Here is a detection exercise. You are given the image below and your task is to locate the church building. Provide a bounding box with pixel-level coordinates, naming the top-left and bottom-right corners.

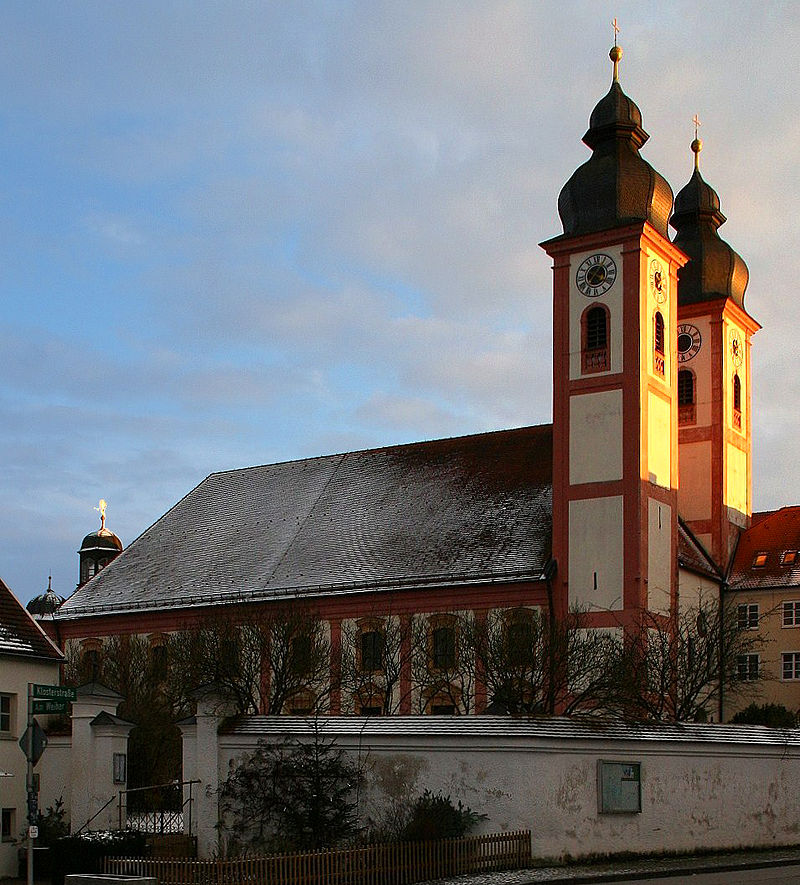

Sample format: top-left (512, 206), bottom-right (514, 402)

top-left (46, 41), bottom-right (798, 720)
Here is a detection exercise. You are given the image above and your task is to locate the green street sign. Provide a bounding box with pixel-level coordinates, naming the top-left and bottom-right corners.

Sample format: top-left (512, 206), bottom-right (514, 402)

top-left (32, 700), bottom-right (69, 715)
top-left (32, 684), bottom-right (77, 701)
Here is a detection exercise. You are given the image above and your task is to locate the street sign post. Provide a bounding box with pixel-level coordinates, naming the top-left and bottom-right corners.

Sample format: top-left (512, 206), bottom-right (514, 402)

top-left (22, 685), bottom-right (75, 885)
top-left (32, 700), bottom-right (70, 715)
top-left (31, 685), bottom-right (77, 701)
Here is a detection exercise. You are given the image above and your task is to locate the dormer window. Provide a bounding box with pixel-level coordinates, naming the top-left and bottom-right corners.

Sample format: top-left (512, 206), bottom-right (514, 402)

top-left (752, 552), bottom-right (768, 569)
top-left (782, 551), bottom-right (798, 566)
top-left (654, 311), bottom-right (665, 376)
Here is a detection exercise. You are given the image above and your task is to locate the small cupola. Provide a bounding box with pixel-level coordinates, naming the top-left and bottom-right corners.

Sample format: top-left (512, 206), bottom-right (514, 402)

top-left (26, 575), bottom-right (66, 619)
top-left (557, 41), bottom-right (673, 239)
top-left (670, 132), bottom-right (749, 309)
top-left (78, 499), bottom-right (123, 588)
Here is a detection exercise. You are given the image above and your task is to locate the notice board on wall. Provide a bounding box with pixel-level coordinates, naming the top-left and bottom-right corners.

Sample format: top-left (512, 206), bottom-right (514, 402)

top-left (597, 760), bottom-right (641, 813)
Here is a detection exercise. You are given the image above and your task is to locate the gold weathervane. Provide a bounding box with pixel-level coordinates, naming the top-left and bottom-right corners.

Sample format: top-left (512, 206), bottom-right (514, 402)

top-left (692, 114), bottom-right (703, 171)
top-left (95, 498), bottom-right (107, 530)
top-left (610, 18), bottom-right (622, 82)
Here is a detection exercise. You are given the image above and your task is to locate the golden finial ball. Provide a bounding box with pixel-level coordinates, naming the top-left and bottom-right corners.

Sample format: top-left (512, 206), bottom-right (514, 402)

top-left (609, 45), bottom-right (623, 64)
top-left (691, 137), bottom-right (703, 154)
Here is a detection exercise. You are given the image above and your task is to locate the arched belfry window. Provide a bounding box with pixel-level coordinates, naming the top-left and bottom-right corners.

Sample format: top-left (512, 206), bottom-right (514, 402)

top-left (653, 311), bottom-right (665, 376)
top-left (581, 304), bottom-right (610, 374)
top-left (678, 369), bottom-right (695, 425)
top-left (733, 373), bottom-right (742, 430)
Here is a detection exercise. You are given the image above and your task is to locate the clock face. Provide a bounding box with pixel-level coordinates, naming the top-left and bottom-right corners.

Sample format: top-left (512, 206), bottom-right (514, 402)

top-left (677, 324), bottom-right (702, 363)
top-left (730, 331), bottom-right (744, 368)
top-left (576, 253), bottom-right (617, 297)
top-left (649, 258), bottom-right (667, 304)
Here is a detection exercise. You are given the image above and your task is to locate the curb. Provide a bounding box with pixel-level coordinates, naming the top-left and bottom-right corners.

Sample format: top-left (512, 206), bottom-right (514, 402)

top-left (517, 852), bottom-right (800, 882)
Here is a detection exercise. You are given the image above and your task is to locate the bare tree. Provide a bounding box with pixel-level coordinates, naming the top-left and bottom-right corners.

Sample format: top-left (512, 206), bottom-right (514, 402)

top-left (169, 606), bottom-right (332, 715)
top-left (410, 612), bottom-right (477, 714)
top-left (603, 599), bottom-right (769, 722)
top-left (339, 612), bottom-right (414, 715)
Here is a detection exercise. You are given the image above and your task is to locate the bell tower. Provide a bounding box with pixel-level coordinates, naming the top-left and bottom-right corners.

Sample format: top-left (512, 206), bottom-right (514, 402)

top-left (671, 130), bottom-right (759, 568)
top-left (541, 36), bottom-right (687, 636)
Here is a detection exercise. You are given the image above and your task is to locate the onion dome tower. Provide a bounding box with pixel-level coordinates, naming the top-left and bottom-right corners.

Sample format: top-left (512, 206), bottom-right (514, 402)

top-left (557, 43), bottom-right (674, 238)
top-left (78, 499), bottom-right (123, 588)
top-left (671, 135), bottom-right (749, 308)
top-left (26, 575), bottom-right (66, 619)
top-left (541, 27), bottom-right (686, 637)
top-left (670, 129), bottom-right (760, 567)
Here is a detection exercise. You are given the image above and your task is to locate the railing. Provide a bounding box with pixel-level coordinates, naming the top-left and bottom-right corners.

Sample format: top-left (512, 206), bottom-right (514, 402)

top-left (105, 829), bottom-right (532, 885)
top-left (582, 347), bottom-right (608, 374)
top-left (118, 780), bottom-right (200, 836)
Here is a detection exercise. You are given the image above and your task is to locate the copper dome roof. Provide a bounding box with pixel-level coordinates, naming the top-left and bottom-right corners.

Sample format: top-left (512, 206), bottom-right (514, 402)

top-left (670, 166), bottom-right (749, 310)
top-left (557, 68), bottom-right (673, 239)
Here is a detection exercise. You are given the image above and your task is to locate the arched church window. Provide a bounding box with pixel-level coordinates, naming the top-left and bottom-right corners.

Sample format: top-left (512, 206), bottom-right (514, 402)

top-left (654, 312), bottom-right (665, 376)
top-left (733, 373), bottom-right (742, 430)
top-left (581, 304), bottom-right (610, 374)
top-left (678, 369), bottom-right (695, 425)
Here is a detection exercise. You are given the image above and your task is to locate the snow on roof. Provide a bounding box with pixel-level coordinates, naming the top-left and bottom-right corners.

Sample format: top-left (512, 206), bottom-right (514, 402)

top-left (57, 425), bottom-right (554, 620)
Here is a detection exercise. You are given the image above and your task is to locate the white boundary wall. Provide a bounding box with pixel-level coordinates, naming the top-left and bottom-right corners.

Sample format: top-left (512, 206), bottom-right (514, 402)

top-left (182, 707), bottom-right (800, 861)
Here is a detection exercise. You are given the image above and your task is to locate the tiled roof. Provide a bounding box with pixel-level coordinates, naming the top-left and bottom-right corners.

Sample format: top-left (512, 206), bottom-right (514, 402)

top-left (677, 519), bottom-right (721, 580)
top-left (0, 577), bottom-right (64, 660)
top-left (56, 426), bottom-right (554, 620)
top-left (728, 506), bottom-right (800, 591)
top-left (220, 714), bottom-right (800, 748)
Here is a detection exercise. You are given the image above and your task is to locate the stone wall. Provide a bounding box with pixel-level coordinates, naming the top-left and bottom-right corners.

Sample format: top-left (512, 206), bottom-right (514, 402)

top-left (182, 707), bottom-right (800, 861)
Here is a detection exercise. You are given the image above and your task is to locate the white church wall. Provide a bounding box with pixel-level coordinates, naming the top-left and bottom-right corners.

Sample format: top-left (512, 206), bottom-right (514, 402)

top-left (647, 499), bottom-right (672, 614)
top-left (678, 441), bottom-right (712, 521)
top-left (568, 496), bottom-right (624, 611)
top-left (191, 717), bottom-right (800, 862)
top-left (646, 391), bottom-right (672, 488)
top-left (569, 390), bottom-right (623, 485)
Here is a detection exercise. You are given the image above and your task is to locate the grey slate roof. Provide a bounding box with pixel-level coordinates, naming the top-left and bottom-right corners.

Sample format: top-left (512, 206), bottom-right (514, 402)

top-left (0, 577), bottom-right (64, 660)
top-left (56, 426), bottom-right (553, 620)
top-left (221, 714), bottom-right (800, 748)
top-left (677, 519), bottom-right (721, 580)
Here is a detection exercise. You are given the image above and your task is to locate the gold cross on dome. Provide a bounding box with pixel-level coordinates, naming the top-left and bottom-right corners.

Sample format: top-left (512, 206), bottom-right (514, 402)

top-left (95, 498), bottom-right (107, 529)
top-left (612, 17), bottom-right (620, 46)
top-left (693, 114), bottom-right (702, 138)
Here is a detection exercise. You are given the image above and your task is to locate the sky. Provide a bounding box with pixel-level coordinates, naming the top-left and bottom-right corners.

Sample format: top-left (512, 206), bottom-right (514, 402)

top-left (2, 2), bottom-right (799, 607)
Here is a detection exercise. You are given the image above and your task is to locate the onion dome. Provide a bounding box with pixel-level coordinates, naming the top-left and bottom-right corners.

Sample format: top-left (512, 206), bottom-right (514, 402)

top-left (670, 137), bottom-right (749, 309)
top-left (26, 575), bottom-right (66, 619)
top-left (79, 526), bottom-right (123, 555)
top-left (558, 44), bottom-right (673, 238)
top-left (78, 500), bottom-right (123, 587)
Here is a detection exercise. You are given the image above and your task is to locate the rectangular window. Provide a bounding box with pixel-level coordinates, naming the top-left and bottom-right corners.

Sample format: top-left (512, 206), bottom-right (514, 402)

top-left (782, 551), bottom-right (798, 566)
top-left (737, 603), bottom-right (759, 631)
top-left (783, 601), bottom-right (800, 628)
top-left (113, 753), bottom-right (127, 785)
top-left (360, 631), bottom-right (384, 673)
top-left (782, 653), bottom-right (800, 681)
top-left (1, 808), bottom-right (14, 842)
top-left (0, 695), bottom-right (12, 735)
top-left (752, 552), bottom-right (768, 568)
top-left (737, 654), bottom-right (760, 681)
top-left (432, 626), bottom-right (456, 670)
